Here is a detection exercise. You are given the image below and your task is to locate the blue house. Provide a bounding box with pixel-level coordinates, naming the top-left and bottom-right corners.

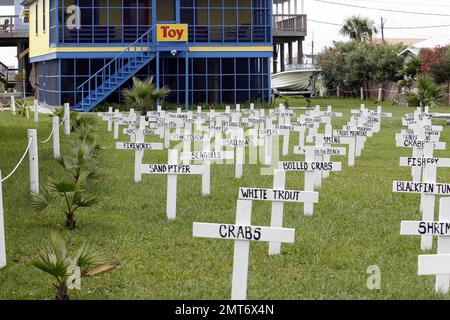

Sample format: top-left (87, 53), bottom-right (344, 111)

top-left (22, 0), bottom-right (306, 111)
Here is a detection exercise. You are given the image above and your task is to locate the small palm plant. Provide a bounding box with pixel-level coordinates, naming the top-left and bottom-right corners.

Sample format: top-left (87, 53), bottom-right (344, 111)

top-left (30, 140), bottom-right (103, 229)
top-left (71, 112), bottom-right (98, 133)
top-left (31, 177), bottom-right (100, 229)
top-left (30, 233), bottom-right (119, 300)
top-left (122, 76), bottom-right (170, 114)
top-left (74, 122), bottom-right (103, 159)
top-left (15, 100), bottom-right (29, 118)
top-left (406, 74), bottom-right (444, 110)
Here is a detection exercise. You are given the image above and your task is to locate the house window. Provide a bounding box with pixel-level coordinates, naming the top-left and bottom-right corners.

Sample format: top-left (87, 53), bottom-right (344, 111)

top-left (43, 0), bottom-right (46, 32)
top-left (35, 3), bottom-right (38, 34)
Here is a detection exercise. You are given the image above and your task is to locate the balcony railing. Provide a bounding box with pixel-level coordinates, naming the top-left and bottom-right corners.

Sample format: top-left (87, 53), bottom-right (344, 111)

top-left (285, 64), bottom-right (321, 72)
top-left (273, 14), bottom-right (307, 35)
top-left (0, 15), bottom-right (29, 36)
top-left (0, 61), bottom-right (18, 88)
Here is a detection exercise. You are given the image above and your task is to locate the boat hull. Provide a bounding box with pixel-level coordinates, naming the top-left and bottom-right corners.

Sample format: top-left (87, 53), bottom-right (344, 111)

top-left (271, 69), bottom-right (319, 91)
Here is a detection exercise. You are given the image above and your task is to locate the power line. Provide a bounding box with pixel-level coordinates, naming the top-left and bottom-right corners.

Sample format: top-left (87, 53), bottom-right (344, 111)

top-left (315, 0), bottom-right (450, 17)
top-left (351, 0), bottom-right (450, 8)
top-left (308, 18), bottom-right (450, 30)
top-left (385, 24), bottom-right (450, 30)
top-left (308, 19), bottom-right (341, 26)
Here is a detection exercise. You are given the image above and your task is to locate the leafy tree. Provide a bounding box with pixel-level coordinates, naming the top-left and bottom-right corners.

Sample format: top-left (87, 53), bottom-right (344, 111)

top-left (420, 46), bottom-right (450, 84)
top-left (30, 233), bottom-right (119, 300)
top-left (340, 16), bottom-right (378, 42)
top-left (122, 76), bottom-right (170, 114)
top-left (318, 41), bottom-right (405, 91)
top-left (405, 74), bottom-right (444, 109)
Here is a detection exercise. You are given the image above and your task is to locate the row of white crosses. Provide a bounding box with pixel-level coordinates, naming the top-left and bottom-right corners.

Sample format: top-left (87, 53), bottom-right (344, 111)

top-left (283, 104), bottom-right (390, 216)
top-left (98, 102), bottom-right (393, 299)
top-left (192, 104), bottom-right (386, 299)
top-left (393, 107), bottom-right (450, 294)
top-left (193, 165), bottom-right (316, 300)
top-left (192, 105), bottom-right (344, 298)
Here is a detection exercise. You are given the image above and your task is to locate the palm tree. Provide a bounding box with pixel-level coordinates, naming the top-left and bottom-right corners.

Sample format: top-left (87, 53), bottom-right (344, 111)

top-left (30, 140), bottom-right (103, 229)
top-left (30, 177), bottom-right (101, 229)
top-left (406, 74), bottom-right (444, 110)
top-left (122, 76), bottom-right (170, 114)
top-left (30, 233), bottom-right (119, 300)
top-left (340, 16), bottom-right (378, 42)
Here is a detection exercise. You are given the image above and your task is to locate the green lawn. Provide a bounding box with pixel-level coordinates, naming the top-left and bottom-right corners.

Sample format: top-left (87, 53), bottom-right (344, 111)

top-left (1, 98), bottom-right (450, 299)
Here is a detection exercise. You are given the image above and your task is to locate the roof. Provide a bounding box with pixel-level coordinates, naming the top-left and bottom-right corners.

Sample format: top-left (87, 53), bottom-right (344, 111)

top-left (414, 37), bottom-right (450, 49)
top-left (398, 47), bottom-right (420, 57)
top-left (373, 38), bottom-right (426, 46)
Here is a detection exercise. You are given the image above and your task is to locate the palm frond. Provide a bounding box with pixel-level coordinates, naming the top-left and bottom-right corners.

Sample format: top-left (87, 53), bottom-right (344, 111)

top-left (73, 243), bottom-right (118, 277)
top-left (30, 233), bottom-right (71, 279)
top-left (29, 187), bottom-right (52, 212)
top-left (77, 195), bottom-right (101, 208)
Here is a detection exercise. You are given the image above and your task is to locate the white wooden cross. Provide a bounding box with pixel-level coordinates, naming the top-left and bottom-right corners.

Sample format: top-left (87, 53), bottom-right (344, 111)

top-left (396, 135), bottom-right (446, 183)
top-left (393, 150), bottom-right (450, 251)
top-left (223, 129), bottom-right (263, 179)
top-left (306, 105), bottom-right (343, 119)
top-left (142, 149), bottom-right (206, 220)
top-left (279, 155), bottom-right (342, 215)
top-left (98, 107), bottom-right (115, 132)
top-left (248, 127), bottom-right (280, 166)
top-left (158, 119), bottom-right (185, 149)
top-left (193, 199), bottom-right (295, 300)
top-left (294, 144), bottom-right (346, 185)
top-left (401, 197), bottom-right (450, 294)
top-left (115, 136), bottom-right (164, 183)
top-left (180, 133), bottom-right (233, 196)
top-left (292, 121), bottom-right (319, 149)
top-left (238, 169), bottom-right (318, 255)
top-left (171, 131), bottom-right (204, 165)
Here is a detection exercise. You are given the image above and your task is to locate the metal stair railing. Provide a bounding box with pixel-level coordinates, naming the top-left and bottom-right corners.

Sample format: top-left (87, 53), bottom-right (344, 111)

top-left (76, 25), bottom-right (156, 110)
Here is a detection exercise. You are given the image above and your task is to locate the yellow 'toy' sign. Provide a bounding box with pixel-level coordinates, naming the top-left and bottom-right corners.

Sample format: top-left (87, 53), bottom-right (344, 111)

top-left (157, 24), bottom-right (188, 42)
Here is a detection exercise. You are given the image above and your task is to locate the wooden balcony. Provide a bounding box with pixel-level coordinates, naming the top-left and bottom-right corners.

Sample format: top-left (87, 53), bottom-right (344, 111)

top-left (273, 14), bottom-right (307, 39)
top-left (0, 15), bottom-right (28, 40)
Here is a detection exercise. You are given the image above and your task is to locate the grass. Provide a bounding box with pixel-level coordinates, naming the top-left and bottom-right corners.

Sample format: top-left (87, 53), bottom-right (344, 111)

top-left (1, 97), bottom-right (450, 299)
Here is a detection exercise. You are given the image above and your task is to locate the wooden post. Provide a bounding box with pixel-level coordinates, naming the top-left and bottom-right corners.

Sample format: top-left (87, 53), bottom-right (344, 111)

top-left (378, 87), bottom-right (382, 102)
top-left (231, 200), bottom-right (252, 300)
top-left (28, 129), bottom-right (39, 193)
top-left (336, 86), bottom-right (340, 98)
top-left (134, 120), bottom-right (145, 183)
top-left (52, 116), bottom-right (60, 159)
top-left (107, 106), bottom-right (113, 132)
top-left (202, 135), bottom-right (211, 196)
top-left (167, 149), bottom-right (178, 220)
top-left (360, 87), bottom-right (364, 100)
top-left (269, 170), bottom-right (285, 255)
top-left (435, 197), bottom-right (450, 293)
top-left (0, 170), bottom-right (5, 269)
top-left (64, 103), bottom-right (70, 136)
top-left (34, 99), bottom-right (39, 123)
top-left (235, 130), bottom-right (244, 179)
top-left (11, 96), bottom-right (15, 115)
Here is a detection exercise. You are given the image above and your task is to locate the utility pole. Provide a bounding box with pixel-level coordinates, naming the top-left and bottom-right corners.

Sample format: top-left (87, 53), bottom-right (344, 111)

top-left (311, 32), bottom-right (315, 65)
top-left (380, 16), bottom-right (385, 43)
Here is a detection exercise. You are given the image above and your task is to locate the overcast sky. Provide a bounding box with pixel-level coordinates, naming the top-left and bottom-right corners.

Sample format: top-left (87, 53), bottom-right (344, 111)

top-left (1, 0), bottom-right (450, 67)
top-left (303, 0), bottom-right (450, 55)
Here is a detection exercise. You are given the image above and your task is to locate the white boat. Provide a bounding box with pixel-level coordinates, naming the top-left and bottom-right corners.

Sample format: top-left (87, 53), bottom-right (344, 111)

top-left (271, 64), bottom-right (322, 92)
